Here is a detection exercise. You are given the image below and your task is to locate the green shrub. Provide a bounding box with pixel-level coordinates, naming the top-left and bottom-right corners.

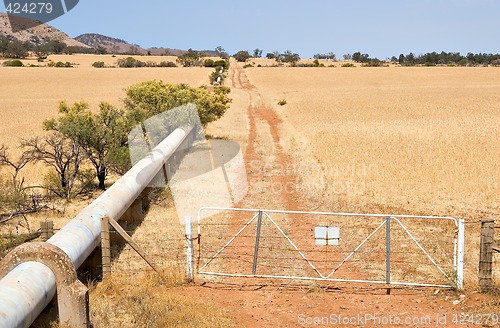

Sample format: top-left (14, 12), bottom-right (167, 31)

top-left (46, 60), bottom-right (73, 68)
top-left (341, 62), bottom-right (355, 67)
top-left (92, 61), bottom-right (106, 68)
top-left (362, 59), bottom-right (385, 67)
top-left (117, 57), bottom-right (146, 68)
top-left (209, 66), bottom-right (227, 85)
top-left (124, 80), bottom-right (232, 128)
top-left (278, 99), bottom-right (287, 106)
top-left (233, 50), bottom-right (251, 62)
top-left (203, 59), bottom-right (215, 67)
top-left (213, 60), bottom-right (229, 69)
top-left (57, 61), bottom-right (72, 67)
top-left (3, 59), bottom-right (23, 67)
top-left (158, 61), bottom-right (177, 67)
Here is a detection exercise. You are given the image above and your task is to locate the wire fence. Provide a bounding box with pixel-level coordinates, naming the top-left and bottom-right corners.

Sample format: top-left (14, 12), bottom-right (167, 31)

top-left (195, 208), bottom-right (462, 288)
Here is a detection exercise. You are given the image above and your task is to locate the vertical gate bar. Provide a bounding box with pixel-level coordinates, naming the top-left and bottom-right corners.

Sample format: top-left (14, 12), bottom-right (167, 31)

top-left (457, 219), bottom-right (465, 289)
top-left (453, 227), bottom-right (458, 274)
top-left (252, 210), bottom-right (263, 275)
top-left (386, 216), bottom-right (391, 293)
top-left (186, 216), bottom-right (194, 283)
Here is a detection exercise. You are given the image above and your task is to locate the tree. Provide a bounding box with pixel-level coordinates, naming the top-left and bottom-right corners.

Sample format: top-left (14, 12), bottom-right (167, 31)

top-left (46, 39), bottom-right (67, 54)
top-left (252, 48), bottom-right (263, 58)
top-left (266, 52), bottom-right (276, 59)
top-left (233, 50), bottom-right (251, 62)
top-left (34, 44), bottom-right (49, 62)
top-left (5, 40), bottom-right (29, 59)
top-left (95, 46), bottom-right (107, 55)
top-left (176, 48), bottom-right (203, 67)
top-left (398, 54), bottom-right (405, 65)
top-left (0, 36), bottom-right (10, 58)
top-left (0, 145), bottom-right (30, 208)
top-left (343, 53), bottom-right (352, 60)
top-left (124, 81), bottom-right (232, 128)
top-left (214, 46), bottom-right (227, 58)
top-left (0, 145), bottom-right (30, 191)
top-left (406, 52), bottom-right (416, 65)
top-left (44, 101), bottom-right (131, 190)
top-left (22, 133), bottom-right (83, 200)
top-left (279, 50), bottom-right (300, 66)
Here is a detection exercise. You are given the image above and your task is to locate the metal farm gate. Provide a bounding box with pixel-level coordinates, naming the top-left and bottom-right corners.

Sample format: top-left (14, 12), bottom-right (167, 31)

top-left (192, 207), bottom-right (464, 289)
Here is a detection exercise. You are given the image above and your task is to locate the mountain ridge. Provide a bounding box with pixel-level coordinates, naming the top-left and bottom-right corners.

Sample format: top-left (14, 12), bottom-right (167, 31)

top-left (0, 12), bottom-right (88, 47)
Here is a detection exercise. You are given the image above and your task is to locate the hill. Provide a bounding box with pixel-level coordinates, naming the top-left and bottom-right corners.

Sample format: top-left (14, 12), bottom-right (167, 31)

top-left (75, 33), bottom-right (218, 56)
top-left (0, 12), bottom-right (87, 47)
top-left (74, 33), bottom-right (146, 54)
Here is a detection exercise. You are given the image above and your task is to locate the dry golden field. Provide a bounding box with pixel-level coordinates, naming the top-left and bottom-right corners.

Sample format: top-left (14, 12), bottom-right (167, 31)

top-left (245, 66), bottom-right (499, 219)
top-left (0, 54), bottom-right (212, 183)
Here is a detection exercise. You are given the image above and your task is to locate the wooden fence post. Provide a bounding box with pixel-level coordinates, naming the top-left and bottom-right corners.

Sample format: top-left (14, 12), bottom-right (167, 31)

top-left (40, 220), bottom-right (54, 241)
top-left (101, 216), bottom-right (111, 279)
top-left (479, 220), bottom-right (494, 293)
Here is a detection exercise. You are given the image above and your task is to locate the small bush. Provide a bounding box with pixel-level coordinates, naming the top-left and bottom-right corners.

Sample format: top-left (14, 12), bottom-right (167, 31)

top-left (209, 66), bottom-right (227, 85)
top-left (341, 62), bottom-right (355, 67)
top-left (3, 60), bottom-right (23, 67)
top-left (58, 61), bottom-right (72, 68)
top-left (243, 63), bottom-right (253, 68)
top-left (117, 57), bottom-right (147, 68)
top-left (278, 99), bottom-right (287, 106)
top-left (158, 61), bottom-right (177, 67)
top-left (203, 59), bottom-right (215, 67)
top-left (47, 60), bottom-right (73, 68)
top-left (92, 61), bottom-right (106, 68)
top-left (362, 59), bottom-right (385, 67)
top-left (213, 60), bottom-right (229, 69)
top-left (297, 59), bottom-right (326, 68)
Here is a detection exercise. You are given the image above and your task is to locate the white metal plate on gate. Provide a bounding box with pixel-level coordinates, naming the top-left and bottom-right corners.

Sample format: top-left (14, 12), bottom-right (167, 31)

top-left (328, 226), bottom-right (340, 245)
top-left (315, 226), bottom-right (339, 246)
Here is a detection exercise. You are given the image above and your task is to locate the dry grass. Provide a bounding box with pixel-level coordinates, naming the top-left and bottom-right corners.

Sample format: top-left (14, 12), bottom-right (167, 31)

top-left (88, 272), bottom-right (233, 328)
top-left (0, 54), bottom-right (212, 184)
top-left (245, 66), bottom-right (499, 218)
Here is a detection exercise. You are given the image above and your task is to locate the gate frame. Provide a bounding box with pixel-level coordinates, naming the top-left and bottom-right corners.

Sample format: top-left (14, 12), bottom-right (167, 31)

top-left (195, 207), bottom-right (465, 289)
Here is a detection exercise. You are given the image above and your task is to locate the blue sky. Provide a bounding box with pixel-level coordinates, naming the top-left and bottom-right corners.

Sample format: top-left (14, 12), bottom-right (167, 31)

top-left (4, 0), bottom-right (500, 58)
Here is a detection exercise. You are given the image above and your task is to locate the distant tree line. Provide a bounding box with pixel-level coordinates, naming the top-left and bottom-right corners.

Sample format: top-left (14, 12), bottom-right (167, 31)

top-left (313, 52), bottom-right (336, 60)
top-left (346, 51), bottom-right (500, 67)
top-left (232, 49), bottom-right (302, 66)
top-left (0, 36), bottom-right (103, 60)
top-left (391, 52), bottom-right (500, 67)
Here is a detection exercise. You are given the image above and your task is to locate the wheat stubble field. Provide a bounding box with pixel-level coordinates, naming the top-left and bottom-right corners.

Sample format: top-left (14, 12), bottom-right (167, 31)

top-left (245, 66), bottom-right (499, 219)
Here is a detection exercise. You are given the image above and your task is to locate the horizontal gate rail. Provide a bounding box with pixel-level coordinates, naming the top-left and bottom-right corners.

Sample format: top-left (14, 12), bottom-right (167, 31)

top-left (0, 126), bottom-right (193, 328)
top-left (197, 207), bottom-right (464, 289)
